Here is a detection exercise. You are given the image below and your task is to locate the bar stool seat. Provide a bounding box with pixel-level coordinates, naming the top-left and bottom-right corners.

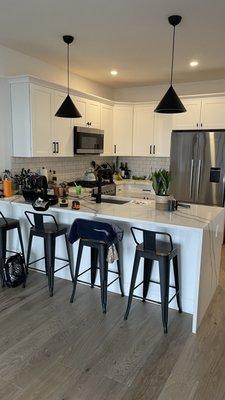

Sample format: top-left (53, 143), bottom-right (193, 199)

top-left (124, 227), bottom-right (182, 334)
top-left (25, 211), bottom-right (73, 297)
top-left (0, 211), bottom-right (25, 288)
top-left (30, 222), bottom-right (68, 236)
top-left (69, 218), bottom-right (124, 313)
top-left (0, 218), bottom-right (20, 228)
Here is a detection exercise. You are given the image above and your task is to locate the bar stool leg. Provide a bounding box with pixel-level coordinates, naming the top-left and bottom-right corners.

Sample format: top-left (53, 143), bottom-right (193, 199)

top-left (26, 232), bottom-right (33, 275)
top-left (115, 243), bottom-right (124, 297)
top-left (158, 257), bottom-right (170, 334)
top-left (143, 259), bottom-right (153, 302)
top-left (64, 234), bottom-right (74, 281)
top-left (17, 225), bottom-right (25, 261)
top-left (99, 244), bottom-right (108, 314)
top-left (45, 235), bottom-right (56, 297)
top-left (124, 252), bottom-right (141, 320)
top-left (91, 247), bottom-right (98, 288)
top-left (0, 229), bottom-right (7, 287)
top-left (173, 255), bottom-right (182, 313)
top-left (70, 241), bottom-right (83, 303)
top-left (44, 238), bottom-right (49, 276)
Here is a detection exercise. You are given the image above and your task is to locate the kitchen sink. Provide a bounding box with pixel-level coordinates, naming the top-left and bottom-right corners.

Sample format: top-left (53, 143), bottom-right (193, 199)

top-left (100, 198), bottom-right (130, 205)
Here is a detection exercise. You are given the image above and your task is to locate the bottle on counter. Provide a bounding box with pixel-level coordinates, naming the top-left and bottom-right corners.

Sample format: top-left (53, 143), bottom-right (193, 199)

top-left (3, 178), bottom-right (13, 197)
top-left (40, 167), bottom-right (48, 182)
top-left (120, 162), bottom-right (125, 178)
top-left (52, 170), bottom-right (57, 184)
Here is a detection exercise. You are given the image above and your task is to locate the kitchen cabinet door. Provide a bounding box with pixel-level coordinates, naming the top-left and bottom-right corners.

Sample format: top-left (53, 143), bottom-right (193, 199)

top-left (53, 91), bottom-right (73, 157)
top-left (201, 97), bottom-right (225, 129)
top-left (113, 105), bottom-right (133, 155)
top-left (30, 84), bottom-right (53, 157)
top-left (72, 96), bottom-right (86, 127)
top-left (172, 98), bottom-right (202, 130)
top-left (154, 113), bottom-right (173, 157)
top-left (101, 104), bottom-right (113, 155)
top-left (86, 99), bottom-right (101, 128)
top-left (133, 104), bottom-right (155, 156)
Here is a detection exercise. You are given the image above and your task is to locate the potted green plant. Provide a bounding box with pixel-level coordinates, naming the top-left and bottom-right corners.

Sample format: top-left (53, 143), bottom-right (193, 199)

top-left (151, 169), bottom-right (171, 210)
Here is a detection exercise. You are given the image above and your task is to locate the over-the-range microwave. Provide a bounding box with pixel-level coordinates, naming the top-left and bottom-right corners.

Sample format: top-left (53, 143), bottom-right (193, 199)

top-left (74, 126), bottom-right (104, 154)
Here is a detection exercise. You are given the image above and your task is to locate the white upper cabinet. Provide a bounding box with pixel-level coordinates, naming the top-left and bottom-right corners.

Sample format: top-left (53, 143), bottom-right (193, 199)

top-left (201, 97), bottom-right (225, 129)
top-left (113, 105), bottom-right (133, 156)
top-left (72, 96), bottom-right (87, 127)
top-left (133, 104), bottom-right (155, 156)
top-left (86, 99), bottom-right (101, 128)
top-left (30, 85), bottom-right (53, 157)
top-left (53, 91), bottom-right (73, 157)
top-left (101, 104), bottom-right (113, 155)
top-left (172, 98), bottom-right (202, 130)
top-left (11, 83), bottom-right (53, 157)
top-left (154, 113), bottom-right (173, 157)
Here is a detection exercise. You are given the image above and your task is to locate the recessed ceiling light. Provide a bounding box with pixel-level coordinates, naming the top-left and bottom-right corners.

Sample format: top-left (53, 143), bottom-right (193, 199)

top-left (110, 70), bottom-right (118, 76)
top-left (190, 60), bottom-right (199, 67)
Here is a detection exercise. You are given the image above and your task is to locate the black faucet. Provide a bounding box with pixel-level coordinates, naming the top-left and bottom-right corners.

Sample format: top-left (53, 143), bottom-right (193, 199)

top-left (95, 168), bottom-right (102, 204)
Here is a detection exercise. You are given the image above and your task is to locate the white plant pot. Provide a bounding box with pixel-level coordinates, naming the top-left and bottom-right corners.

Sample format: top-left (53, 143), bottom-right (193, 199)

top-left (155, 195), bottom-right (170, 211)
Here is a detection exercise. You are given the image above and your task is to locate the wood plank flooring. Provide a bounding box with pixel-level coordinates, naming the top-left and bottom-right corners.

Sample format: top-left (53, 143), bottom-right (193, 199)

top-left (1, 247), bottom-right (225, 399)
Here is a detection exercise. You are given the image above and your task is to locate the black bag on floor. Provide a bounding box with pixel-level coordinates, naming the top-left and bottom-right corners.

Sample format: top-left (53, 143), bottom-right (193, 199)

top-left (3, 253), bottom-right (26, 288)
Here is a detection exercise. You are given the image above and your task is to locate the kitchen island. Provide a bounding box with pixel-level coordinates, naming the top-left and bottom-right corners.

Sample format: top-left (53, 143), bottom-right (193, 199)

top-left (0, 195), bottom-right (224, 333)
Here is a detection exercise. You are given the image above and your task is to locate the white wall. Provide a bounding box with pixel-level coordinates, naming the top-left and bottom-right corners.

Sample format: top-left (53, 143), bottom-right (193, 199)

top-left (0, 44), bottom-right (113, 100)
top-left (113, 79), bottom-right (225, 102)
top-left (0, 78), bottom-right (12, 173)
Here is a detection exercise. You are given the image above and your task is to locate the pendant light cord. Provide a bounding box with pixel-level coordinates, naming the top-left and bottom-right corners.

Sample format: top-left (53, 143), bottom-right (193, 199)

top-left (170, 25), bottom-right (176, 86)
top-left (67, 43), bottom-right (70, 95)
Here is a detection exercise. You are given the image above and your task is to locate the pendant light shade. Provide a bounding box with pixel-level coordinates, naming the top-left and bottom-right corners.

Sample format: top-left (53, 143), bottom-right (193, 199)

top-left (154, 85), bottom-right (186, 114)
top-left (55, 35), bottom-right (82, 119)
top-left (155, 15), bottom-right (186, 114)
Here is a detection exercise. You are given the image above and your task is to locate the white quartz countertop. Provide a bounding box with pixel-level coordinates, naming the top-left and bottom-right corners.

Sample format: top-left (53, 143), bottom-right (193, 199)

top-left (1, 195), bottom-right (224, 231)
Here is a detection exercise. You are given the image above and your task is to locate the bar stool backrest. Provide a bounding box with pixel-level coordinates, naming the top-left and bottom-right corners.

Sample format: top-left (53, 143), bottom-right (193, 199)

top-left (131, 227), bottom-right (173, 252)
top-left (0, 211), bottom-right (8, 225)
top-left (24, 211), bottom-right (58, 231)
top-left (69, 218), bottom-right (118, 245)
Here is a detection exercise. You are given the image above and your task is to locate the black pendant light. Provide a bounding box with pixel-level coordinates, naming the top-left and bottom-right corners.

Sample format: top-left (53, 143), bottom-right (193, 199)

top-left (154, 15), bottom-right (186, 114)
top-left (55, 35), bottom-right (82, 118)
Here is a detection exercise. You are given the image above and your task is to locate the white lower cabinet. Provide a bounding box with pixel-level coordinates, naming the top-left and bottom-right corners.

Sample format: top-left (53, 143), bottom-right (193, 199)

top-left (113, 105), bottom-right (133, 155)
top-left (101, 104), bottom-right (113, 155)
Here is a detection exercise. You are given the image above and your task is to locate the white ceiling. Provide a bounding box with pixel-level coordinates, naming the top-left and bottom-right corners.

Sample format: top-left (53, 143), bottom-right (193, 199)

top-left (0, 0), bottom-right (225, 88)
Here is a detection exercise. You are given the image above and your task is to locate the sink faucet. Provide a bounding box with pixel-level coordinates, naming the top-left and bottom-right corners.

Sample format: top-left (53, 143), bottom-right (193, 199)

top-left (95, 168), bottom-right (102, 204)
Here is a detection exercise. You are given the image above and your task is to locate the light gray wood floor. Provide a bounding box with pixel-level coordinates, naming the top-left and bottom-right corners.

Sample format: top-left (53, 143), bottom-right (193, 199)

top-left (1, 247), bottom-right (225, 400)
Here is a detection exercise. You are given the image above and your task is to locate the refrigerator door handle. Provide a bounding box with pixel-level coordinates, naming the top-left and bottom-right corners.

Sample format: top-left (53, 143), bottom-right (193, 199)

top-left (197, 160), bottom-right (202, 197)
top-left (189, 159), bottom-right (194, 198)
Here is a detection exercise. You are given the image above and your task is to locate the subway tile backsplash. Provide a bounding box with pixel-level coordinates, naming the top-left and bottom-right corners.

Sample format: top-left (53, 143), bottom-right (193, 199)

top-left (11, 156), bottom-right (170, 182)
top-left (11, 156), bottom-right (114, 183)
top-left (118, 157), bottom-right (170, 178)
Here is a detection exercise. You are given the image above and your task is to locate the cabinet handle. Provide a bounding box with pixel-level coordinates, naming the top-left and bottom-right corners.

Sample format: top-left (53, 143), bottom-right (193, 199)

top-left (53, 142), bottom-right (56, 154)
top-left (150, 145), bottom-right (152, 154)
top-left (153, 145), bottom-right (155, 154)
top-left (56, 142), bottom-right (59, 154)
top-left (196, 123), bottom-right (199, 128)
top-left (200, 123), bottom-right (203, 128)
top-left (114, 145), bottom-right (117, 154)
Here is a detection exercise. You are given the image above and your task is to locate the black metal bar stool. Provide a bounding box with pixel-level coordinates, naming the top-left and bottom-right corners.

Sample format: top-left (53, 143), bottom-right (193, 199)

top-left (25, 211), bottom-right (73, 297)
top-left (69, 218), bottom-right (124, 313)
top-left (124, 227), bottom-right (182, 333)
top-left (0, 211), bottom-right (25, 287)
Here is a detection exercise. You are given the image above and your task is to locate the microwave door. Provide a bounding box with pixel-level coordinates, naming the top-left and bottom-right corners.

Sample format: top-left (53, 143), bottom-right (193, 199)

top-left (74, 129), bottom-right (104, 154)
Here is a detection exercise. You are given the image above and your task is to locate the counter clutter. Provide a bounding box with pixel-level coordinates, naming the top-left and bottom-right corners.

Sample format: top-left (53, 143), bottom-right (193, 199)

top-left (0, 193), bottom-right (224, 334)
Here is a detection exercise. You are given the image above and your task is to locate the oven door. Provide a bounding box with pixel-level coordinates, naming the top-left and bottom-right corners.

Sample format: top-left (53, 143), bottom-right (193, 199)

top-left (74, 127), bottom-right (104, 154)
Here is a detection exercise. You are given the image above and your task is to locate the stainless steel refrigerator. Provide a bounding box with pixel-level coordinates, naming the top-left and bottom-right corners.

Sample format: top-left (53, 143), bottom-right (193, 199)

top-left (170, 130), bottom-right (225, 206)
